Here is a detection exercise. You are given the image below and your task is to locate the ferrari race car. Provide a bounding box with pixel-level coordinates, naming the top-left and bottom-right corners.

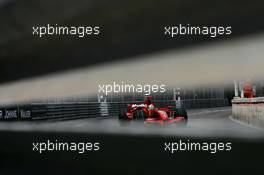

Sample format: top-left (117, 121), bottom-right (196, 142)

top-left (118, 96), bottom-right (188, 124)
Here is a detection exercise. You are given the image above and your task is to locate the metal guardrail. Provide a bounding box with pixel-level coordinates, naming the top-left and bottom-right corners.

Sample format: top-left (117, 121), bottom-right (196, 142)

top-left (0, 98), bottom-right (228, 121)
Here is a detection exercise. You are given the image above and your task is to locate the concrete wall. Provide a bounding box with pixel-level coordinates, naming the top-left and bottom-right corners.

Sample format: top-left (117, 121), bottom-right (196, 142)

top-left (232, 97), bottom-right (264, 128)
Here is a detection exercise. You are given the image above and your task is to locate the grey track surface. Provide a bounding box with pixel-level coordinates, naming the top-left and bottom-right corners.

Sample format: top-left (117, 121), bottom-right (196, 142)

top-left (0, 107), bottom-right (263, 140)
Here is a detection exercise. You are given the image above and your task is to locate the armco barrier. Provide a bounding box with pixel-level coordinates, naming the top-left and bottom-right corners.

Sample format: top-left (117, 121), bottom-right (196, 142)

top-left (232, 97), bottom-right (264, 128)
top-left (181, 98), bottom-right (228, 109)
top-left (0, 98), bottom-right (228, 121)
top-left (0, 102), bottom-right (133, 120)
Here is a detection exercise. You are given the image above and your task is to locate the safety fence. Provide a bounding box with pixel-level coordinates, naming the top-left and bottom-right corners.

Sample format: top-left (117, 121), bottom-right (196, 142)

top-left (181, 98), bottom-right (228, 109)
top-left (0, 98), bottom-right (228, 120)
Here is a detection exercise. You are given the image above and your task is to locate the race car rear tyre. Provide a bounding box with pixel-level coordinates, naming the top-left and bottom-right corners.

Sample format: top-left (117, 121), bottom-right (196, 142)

top-left (134, 109), bottom-right (146, 120)
top-left (174, 108), bottom-right (188, 121)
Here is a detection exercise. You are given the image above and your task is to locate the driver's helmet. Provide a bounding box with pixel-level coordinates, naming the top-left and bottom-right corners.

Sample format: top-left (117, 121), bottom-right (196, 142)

top-left (148, 104), bottom-right (155, 110)
top-left (145, 96), bottom-right (152, 105)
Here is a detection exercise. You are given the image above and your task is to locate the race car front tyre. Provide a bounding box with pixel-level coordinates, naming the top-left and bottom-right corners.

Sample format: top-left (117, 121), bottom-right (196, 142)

top-left (118, 108), bottom-right (128, 120)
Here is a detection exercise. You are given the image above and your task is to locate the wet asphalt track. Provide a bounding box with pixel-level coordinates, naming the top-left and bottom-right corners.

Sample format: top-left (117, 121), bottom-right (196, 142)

top-left (0, 107), bottom-right (263, 139)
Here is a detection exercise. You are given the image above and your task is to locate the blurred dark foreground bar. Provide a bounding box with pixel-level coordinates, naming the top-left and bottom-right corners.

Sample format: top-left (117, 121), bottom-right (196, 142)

top-left (0, 131), bottom-right (263, 175)
top-left (0, 0), bottom-right (264, 82)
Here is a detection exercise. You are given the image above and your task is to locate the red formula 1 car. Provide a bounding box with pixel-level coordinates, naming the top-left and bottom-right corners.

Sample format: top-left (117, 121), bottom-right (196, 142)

top-left (118, 96), bottom-right (188, 124)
